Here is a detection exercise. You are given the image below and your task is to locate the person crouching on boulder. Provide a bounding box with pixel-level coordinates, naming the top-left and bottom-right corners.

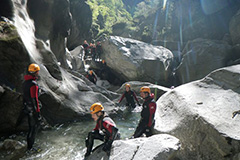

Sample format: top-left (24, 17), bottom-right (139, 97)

top-left (118, 83), bottom-right (140, 110)
top-left (22, 63), bottom-right (41, 151)
top-left (132, 86), bottom-right (156, 138)
top-left (85, 103), bottom-right (120, 158)
top-left (86, 70), bottom-right (97, 84)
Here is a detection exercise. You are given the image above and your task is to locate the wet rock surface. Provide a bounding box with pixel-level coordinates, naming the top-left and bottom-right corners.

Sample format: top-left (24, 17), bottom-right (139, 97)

top-left (155, 65), bottom-right (240, 160)
top-left (87, 134), bottom-right (180, 160)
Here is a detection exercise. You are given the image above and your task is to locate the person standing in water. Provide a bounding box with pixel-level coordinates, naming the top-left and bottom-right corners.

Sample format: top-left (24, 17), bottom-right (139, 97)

top-left (21, 63), bottom-right (41, 151)
top-left (118, 83), bottom-right (140, 110)
top-left (132, 86), bottom-right (156, 138)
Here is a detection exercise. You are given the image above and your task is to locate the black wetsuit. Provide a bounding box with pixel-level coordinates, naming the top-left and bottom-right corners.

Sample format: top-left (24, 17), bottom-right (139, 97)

top-left (83, 43), bottom-right (89, 58)
top-left (86, 73), bottom-right (97, 84)
top-left (85, 114), bottom-right (120, 157)
top-left (133, 96), bottom-right (156, 138)
top-left (20, 75), bottom-right (41, 150)
top-left (119, 90), bottom-right (140, 109)
top-left (16, 75), bottom-right (40, 149)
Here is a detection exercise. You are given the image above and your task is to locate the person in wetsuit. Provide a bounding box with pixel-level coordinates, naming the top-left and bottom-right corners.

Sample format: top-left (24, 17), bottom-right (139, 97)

top-left (86, 70), bottom-right (97, 84)
top-left (133, 86), bottom-right (156, 138)
top-left (85, 103), bottom-right (120, 158)
top-left (118, 83), bottom-right (140, 110)
top-left (18, 63), bottom-right (41, 150)
top-left (82, 40), bottom-right (89, 60)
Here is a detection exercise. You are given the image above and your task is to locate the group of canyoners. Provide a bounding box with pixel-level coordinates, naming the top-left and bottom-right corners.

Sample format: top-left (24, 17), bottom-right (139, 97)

top-left (82, 40), bottom-right (103, 61)
top-left (15, 63), bottom-right (157, 158)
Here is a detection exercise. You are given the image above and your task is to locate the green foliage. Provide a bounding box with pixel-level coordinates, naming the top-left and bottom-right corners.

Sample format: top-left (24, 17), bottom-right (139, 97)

top-left (133, 0), bottom-right (160, 18)
top-left (87, 0), bottom-right (133, 37)
top-left (0, 21), bottom-right (19, 41)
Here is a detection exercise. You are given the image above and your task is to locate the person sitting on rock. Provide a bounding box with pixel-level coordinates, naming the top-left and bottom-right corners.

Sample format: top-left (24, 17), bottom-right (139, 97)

top-left (19, 63), bottom-right (42, 151)
top-left (82, 40), bottom-right (89, 60)
top-left (86, 70), bottom-right (97, 84)
top-left (118, 83), bottom-right (140, 110)
top-left (85, 103), bottom-right (120, 158)
top-left (132, 86), bottom-right (156, 138)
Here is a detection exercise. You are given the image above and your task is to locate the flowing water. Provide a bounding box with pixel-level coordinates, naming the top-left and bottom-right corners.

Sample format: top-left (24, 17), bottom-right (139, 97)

top-left (1, 108), bottom-right (140, 160)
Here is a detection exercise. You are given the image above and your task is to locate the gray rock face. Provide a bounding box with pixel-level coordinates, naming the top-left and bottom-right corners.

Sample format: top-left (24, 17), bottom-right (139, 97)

top-left (0, 22), bottom-right (30, 91)
top-left (102, 36), bottom-right (174, 86)
top-left (0, 86), bottom-right (26, 134)
top-left (230, 9), bottom-right (240, 45)
top-left (37, 67), bottom-right (118, 124)
top-left (67, 0), bottom-right (92, 49)
top-left (176, 38), bottom-right (232, 84)
top-left (87, 134), bottom-right (180, 160)
top-left (155, 65), bottom-right (240, 160)
top-left (68, 45), bottom-right (85, 72)
top-left (27, 0), bottom-right (72, 67)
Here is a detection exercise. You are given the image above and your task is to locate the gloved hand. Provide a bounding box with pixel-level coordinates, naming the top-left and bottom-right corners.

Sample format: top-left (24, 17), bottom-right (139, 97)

top-left (137, 103), bottom-right (141, 106)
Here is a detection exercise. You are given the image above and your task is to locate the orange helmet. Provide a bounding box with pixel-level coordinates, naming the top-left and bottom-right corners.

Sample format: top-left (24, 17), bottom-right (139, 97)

top-left (140, 86), bottom-right (151, 94)
top-left (89, 70), bottom-right (93, 75)
top-left (90, 103), bottom-right (104, 114)
top-left (125, 83), bottom-right (131, 88)
top-left (102, 60), bottom-right (105, 64)
top-left (28, 63), bottom-right (40, 73)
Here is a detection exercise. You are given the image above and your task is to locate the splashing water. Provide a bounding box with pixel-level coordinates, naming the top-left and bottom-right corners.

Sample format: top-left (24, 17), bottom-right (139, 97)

top-left (12, 0), bottom-right (42, 62)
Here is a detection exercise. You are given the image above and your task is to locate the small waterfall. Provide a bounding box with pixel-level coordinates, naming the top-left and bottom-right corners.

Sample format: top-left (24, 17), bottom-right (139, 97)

top-left (12, 0), bottom-right (42, 62)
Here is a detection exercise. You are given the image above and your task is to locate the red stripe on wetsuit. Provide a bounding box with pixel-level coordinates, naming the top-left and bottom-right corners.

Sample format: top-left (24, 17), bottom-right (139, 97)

top-left (147, 102), bottom-right (156, 127)
top-left (93, 119), bottom-right (115, 139)
top-left (30, 85), bottom-right (40, 112)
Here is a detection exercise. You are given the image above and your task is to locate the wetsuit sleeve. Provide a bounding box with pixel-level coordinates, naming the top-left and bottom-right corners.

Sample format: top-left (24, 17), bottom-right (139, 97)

top-left (147, 102), bottom-right (156, 127)
top-left (119, 92), bottom-right (125, 103)
top-left (30, 85), bottom-right (40, 112)
top-left (132, 91), bottom-right (140, 104)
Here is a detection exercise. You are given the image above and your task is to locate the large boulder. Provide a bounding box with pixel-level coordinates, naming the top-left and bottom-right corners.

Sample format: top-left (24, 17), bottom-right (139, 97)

top-left (155, 65), bottom-right (240, 160)
top-left (230, 9), bottom-right (240, 45)
top-left (176, 38), bottom-right (232, 84)
top-left (67, 0), bottom-right (92, 49)
top-left (0, 21), bottom-right (30, 91)
top-left (0, 86), bottom-right (26, 134)
top-left (87, 134), bottom-right (180, 160)
top-left (102, 36), bottom-right (174, 86)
